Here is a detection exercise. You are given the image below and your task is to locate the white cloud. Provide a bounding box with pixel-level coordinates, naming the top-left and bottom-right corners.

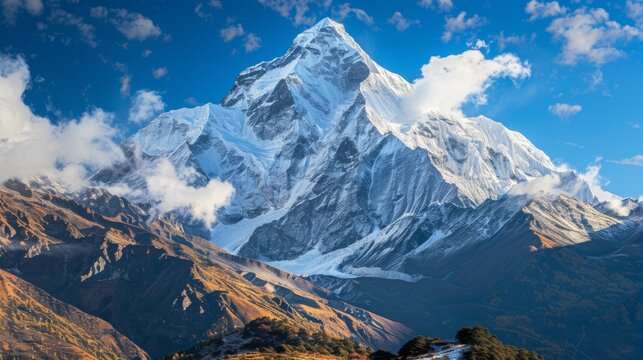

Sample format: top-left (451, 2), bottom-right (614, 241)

top-left (468, 39), bottom-right (489, 51)
top-left (257, 0), bottom-right (331, 26)
top-left (603, 198), bottom-right (636, 217)
top-left (402, 50), bottom-right (531, 116)
top-left (508, 173), bottom-right (564, 198)
top-left (48, 9), bottom-right (97, 47)
top-left (495, 31), bottom-right (528, 50)
top-left (578, 164), bottom-right (620, 202)
top-left (387, 11), bottom-right (420, 32)
top-left (2, 0), bottom-right (43, 24)
top-left (129, 90), bottom-right (165, 123)
top-left (442, 11), bottom-right (486, 42)
top-left (95, 8), bottom-right (161, 41)
top-left (244, 33), bottom-right (262, 52)
top-left (90, 6), bottom-right (108, 19)
top-left (220, 24), bottom-right (244, 42)
top-left (418, 0), bottom-right (453, 12)
top-left (548, 103), bottom-right (582, 118)
top-left (145, 159), bottom-right (234, 227)
top-left (333, 3), bottom-right (374, 25)
top-left (152, 67), bottom-right (168, 79)
top-left (547, 8), bottom-right (643, 65)
top-left (195, 0), bottom-right (223, 20)
top-left (610, 154), bottom-right (643, 167)
top-left (119, 74), bottom-right (131, 96)
top-left (525, 0), bottom-right (567, 21)
top-left (0, 55), bottom-right (123, 190)
top-left (627, 1), bottom-right (643, 26)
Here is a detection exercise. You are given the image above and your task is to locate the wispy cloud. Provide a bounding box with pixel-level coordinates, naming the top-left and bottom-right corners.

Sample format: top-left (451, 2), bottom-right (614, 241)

top-left (257, 0), bottom-right (331, 26)
top-left (92, 7), bottom-right (162, 41)
top-left (610, 155), bottom-right (643, 167)
top-left (442, 11), bottom-right (486, 42)
top-left (418, 0), bottom-right (453, 12)
top-left (152, 67), bottom-right (168, 79)
top-left (220, 23), bottom-right (244, 42)
top-left (48, 9), bottom-right (97, 47)
top-left (388, 11), bottom-right (420, 32)
top-left (525, 0), bottom-right (567, 21)
top-left (333, 3), bottom-right (374, 26)
top-left (244, 33), bottom-right (262, 52)
top-left (1, 0), bottom-right (43, 25)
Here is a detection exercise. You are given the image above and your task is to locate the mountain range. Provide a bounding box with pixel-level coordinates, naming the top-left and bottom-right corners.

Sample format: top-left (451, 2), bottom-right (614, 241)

top-left (1, 18), bottom-right (641, 359)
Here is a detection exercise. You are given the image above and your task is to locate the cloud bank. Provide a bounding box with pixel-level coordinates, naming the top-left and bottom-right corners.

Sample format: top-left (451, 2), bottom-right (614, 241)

top-left (145, 159), bottom-right (234, 227)
top-left (0, 55), bottom-right (123, 189)
top-left (402, 50), bottom-right (531, 116)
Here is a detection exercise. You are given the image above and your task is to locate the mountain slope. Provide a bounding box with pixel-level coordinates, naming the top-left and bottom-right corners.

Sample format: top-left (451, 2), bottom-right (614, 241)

top-left (0, 268), bottom-right (148, 359)
top-left (0, 183), bottom-right (409, 357)
top-left (95, 18), bottom-right (596, 281)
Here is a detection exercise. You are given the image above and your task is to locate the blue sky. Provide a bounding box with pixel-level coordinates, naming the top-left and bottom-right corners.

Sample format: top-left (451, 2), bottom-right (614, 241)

top-left (1, 0), bottom-right (641, 197)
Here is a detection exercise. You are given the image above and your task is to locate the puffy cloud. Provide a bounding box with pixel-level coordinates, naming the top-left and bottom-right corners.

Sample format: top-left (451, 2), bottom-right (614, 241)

top-left (257, 0), bottom-right (332, 26)
top-left (129, 90), bottom-right (165, 123)
top-left (48, 9), bottom-right (97, 47)
top-left (508, 173), bottom-right (564, 198)
top-left (244, 33), bottom-right (262, 52)
top-left (93, 8), bottom-right (161, 41)
top-left (387, 11), bottom-right (420, 32)
top-left (468, 39), bottom-right (489, 51)
top-left (112, 9), bottom-right (162, 41)
top-left (402, 50), bottom-right (531, 116)
top-left (145, 159), bottom-right (234, 227)
top-left (0, 55), bottom-right (123, 190)
top-left (2, 0), bottom-right (43, 24)
top-left (152, 67), bottom-right (168, 79)
top-left (418, 0), bottom-right (453, 12)
top-left (220, 23), bottom-right (244, 42)
top-left (547, 8), bottom-right (642, 65)
top-left (525, 0), bottom-right (567, 21)
top-left (442, 11), bottom-right (486, 42)
top-left (548, 103), bottom-right (582, 118)
top-left (333, 3), bottom-right (374, 26)
top-left (610, 154), bottom-right (643, 167)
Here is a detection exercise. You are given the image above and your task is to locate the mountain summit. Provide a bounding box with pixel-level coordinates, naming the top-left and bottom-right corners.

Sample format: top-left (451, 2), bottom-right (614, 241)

top-left (97, 18), bottom-right (613, 281)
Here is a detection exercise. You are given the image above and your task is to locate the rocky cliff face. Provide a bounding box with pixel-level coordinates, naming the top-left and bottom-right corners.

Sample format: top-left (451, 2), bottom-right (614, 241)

top-left (0, 184), bottom-right (409, 357)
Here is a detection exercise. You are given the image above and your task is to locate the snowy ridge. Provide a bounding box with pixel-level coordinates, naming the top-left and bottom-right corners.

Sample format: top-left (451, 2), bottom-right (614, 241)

top-left (97, 18), bottom-right (622, 281)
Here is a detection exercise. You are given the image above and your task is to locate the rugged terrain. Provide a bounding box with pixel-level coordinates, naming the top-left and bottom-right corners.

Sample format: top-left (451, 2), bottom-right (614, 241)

top-left (0, 182), bottom-right (409, 358)
top-left (88, 17), bottom-right (643, 359)
top-left (0, 268), bottom-right (147, 359)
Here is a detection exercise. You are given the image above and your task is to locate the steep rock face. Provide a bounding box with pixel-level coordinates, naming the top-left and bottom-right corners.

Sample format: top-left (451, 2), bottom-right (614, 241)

top-left (0, 185), bottom-right (410, 357)
top-left (95, 18), bottom-right (597, 279)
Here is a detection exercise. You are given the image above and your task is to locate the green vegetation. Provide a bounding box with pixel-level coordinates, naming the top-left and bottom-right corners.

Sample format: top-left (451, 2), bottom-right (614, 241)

top-left (167, 319), bottom-right (544, 360)
top-left (456, 326), bottom-right (543, 360)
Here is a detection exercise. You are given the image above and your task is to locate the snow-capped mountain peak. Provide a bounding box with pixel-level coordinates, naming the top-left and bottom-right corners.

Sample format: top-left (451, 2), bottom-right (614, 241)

top-left (97, 18), bottom-right (608, 281)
